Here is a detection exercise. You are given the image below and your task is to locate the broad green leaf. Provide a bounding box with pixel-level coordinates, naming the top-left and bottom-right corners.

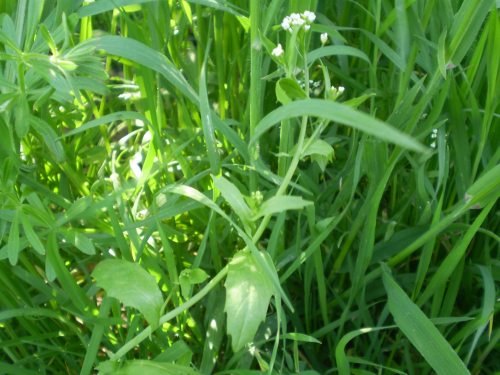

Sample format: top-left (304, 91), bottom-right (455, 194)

top-left (301, 138), bottom-right (334, 171)
top-left (63, 230), bottom-right (96, 255)
top-left (92, 259), bottom-right (163, 326)
top-left (275, 78), bottom-right (307, 105)
top-left (250, 99), bottom-right (428, 154)
top-left (254, 196), bottom-right (313, 220)
top-left (225, 250), bottom-right (274, 352)
top-left (381, 264), bottom-right (470, 375)
top-left (306, 45), bottom-right (370, 65)
top-left (154, 340), bottom-right (193, 365)
top-left (97, 360), bottom-right (202, 375)
top-left (213, 175), bottom-right (252, 227)
top-left (179, 268), bottom-right (209, 299)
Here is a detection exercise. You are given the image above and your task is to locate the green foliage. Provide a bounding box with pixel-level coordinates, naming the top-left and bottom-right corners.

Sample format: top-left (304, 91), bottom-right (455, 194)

top-left (0, 0), bottom-right (498, 374)
top-left (382, 264), bottom-right (471, 375)
top-left (224, 250), bottom-right (275, 352)
top-left (92, 259), bottom-right (163, 327)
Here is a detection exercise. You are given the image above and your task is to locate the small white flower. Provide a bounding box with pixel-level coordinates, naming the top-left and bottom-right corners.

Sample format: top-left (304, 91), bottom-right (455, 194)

top-left (320, 32), bottom-right (328, 44)
top-left (329, 85), bottom-right (345, 100)
top-left (272, 43), bottom-right (284, 57)
top-left (281, 11), bottom-right (315, 33)
top-left (302, 10), bottom-right (316, 23)
top-left (281, 18), bottom-right (291, 32)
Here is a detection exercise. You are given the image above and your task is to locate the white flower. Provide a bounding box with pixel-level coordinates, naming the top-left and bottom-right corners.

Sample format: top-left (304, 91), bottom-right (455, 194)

top-left (272, 43), bottom-right (284, 57)
top-left (280, 11), bottom-right (316, 33)
top-left (320, 32), bottom-right (328, 44)
top-left (281, 18), bottom-right (291, 32)
top-left (302, 10), bottom-right (316, 23)
top-left (329, 85), bottom-right (345, 100)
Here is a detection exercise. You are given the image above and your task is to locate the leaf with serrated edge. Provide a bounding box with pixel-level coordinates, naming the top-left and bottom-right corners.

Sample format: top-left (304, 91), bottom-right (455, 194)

top-left (224, 250), bottom-right (274, 351)
top-left (92, 259), bottom-right (163, 326)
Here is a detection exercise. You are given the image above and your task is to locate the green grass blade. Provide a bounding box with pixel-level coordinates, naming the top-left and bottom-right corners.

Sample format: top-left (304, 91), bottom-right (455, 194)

top-left (251, 99), bottom-right (428, 153)
top-left (382, 264), bottom-right (471, 375)
top-left (87, 35), bottom-right (199, 104)
top-left (306, 45), bottom-right (370, 65)
top-left (199, 40), bottom-right (220, 175)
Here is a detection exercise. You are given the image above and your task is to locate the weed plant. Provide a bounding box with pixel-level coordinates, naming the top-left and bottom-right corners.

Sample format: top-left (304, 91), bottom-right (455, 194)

top-left (0, 0), bottom-right (499, 374)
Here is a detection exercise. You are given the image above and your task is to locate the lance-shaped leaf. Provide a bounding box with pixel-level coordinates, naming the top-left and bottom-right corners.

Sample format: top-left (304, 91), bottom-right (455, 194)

top-left (253, 195), bottom-right (313, 220)
top-left (92, 259), bottom-right (163, 326)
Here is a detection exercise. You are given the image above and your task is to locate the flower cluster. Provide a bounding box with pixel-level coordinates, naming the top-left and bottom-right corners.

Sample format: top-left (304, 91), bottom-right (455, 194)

top-left (328, 85), bottom-right (345, 100)
top-left (281, 11), bottom-right (316, 32)
top-left (430, 128), bottom-right (438, 149)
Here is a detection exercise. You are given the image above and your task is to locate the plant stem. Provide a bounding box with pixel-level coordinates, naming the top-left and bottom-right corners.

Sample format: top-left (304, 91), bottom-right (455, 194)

top-left (249, 0), bottom-right (262, 192)
top-left (252, 115), bottom-right (309, 244)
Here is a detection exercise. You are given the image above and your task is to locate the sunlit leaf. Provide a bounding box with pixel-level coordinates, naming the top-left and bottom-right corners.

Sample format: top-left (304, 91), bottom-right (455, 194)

top-left (254, 195), bottom-right (313, 219)
top-left (92, 259), bottom-right (163, 326)
top-left (179, 268), bottom-right (209, 299)
top-left (97, 360), bottom-right (202, 375)
top-left (225, 250), bottom-right (274, 351)
top-left (275, 78), bottom-right (307, 105)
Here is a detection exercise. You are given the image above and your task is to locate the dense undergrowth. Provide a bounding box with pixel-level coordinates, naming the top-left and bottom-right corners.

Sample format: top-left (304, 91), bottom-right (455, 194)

top-left (0, 0), bottom-right (499, 374)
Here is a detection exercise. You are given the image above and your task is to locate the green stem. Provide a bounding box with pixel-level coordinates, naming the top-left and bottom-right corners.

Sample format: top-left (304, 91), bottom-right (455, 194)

top-left (252, 115), bottom-right (309, 244)
top-left (249, 0), bottom-right (262, 192)
top-left (110, 266), bottom-right (229, 360)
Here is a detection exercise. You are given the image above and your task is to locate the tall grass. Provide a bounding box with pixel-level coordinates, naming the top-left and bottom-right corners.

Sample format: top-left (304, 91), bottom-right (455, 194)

top-left (0, 0), bottom-right (498, 374)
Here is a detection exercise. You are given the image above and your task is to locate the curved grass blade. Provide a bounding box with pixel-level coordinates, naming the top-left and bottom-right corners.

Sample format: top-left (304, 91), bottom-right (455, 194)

top-left (60, 111), bottom-right (149, 138)
top-left (87, 36), bottom-right (198, 104)
top-left (251, 99), bottom-right (428, 153)
top-left (381, 264), bottom-right (471, 375)
top-left (307, 45), bottom-right (370, 65)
